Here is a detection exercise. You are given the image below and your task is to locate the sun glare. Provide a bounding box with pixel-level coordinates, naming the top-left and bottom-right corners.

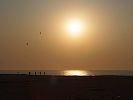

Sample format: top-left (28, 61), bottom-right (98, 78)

top-left (63, 70), bottom-right (89, 76)
top-left (67, 19), bottom-right (84, 37)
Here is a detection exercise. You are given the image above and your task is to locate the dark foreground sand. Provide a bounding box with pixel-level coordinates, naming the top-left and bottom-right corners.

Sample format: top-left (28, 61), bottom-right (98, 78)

top-left (0, 75), bottom-right (133, 100)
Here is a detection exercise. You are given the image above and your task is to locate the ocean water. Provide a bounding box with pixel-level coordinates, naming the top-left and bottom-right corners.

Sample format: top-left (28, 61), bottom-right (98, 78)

top-left (0, 70), bottom-right (133, 76)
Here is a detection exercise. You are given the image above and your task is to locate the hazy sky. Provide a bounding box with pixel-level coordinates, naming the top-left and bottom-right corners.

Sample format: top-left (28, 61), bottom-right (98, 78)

top-left (0, 0), bottom-right (133, 70)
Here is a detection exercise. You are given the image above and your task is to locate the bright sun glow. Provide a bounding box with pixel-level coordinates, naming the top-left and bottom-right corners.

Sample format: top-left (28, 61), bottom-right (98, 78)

top-left (63, 70), bottom-right (89, 76)
top-left (67, 19), bottom-right (84, 37)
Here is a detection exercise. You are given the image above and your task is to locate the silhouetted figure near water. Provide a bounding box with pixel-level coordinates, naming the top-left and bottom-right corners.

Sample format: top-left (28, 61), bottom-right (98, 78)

top-left (40, 72), bottom-right (41, 75)
top-left (35, 72), bottom-right (36, 75)
top-left (44, 72), bottom-right (45, 75)
top-left (29, 72), bottom-right (31, 76)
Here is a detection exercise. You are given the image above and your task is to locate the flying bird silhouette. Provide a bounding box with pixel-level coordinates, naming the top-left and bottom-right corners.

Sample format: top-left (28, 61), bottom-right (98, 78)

top-left (26, 42), bottom-right (29, 46)
top-left (39, 32), bottom-right (47, 40)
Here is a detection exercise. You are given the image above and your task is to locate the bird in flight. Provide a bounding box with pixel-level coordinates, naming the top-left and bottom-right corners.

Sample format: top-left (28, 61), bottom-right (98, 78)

top-left (40, 32), bottom-right (47, 40)
top-left (26, 42), bottom-right (29, 46)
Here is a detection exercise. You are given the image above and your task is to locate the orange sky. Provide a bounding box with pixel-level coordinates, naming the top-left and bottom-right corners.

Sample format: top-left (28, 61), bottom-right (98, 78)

top-left (0, 0), bottom-right (133, 70)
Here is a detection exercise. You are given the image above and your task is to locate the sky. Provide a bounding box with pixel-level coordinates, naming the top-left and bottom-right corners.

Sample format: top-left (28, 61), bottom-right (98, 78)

top-left (0, 0), bottom-right (133, 70)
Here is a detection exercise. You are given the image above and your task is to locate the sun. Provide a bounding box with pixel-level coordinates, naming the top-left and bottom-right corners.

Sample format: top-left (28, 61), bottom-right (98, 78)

top-left (67, 19), bottom-right (84, 37)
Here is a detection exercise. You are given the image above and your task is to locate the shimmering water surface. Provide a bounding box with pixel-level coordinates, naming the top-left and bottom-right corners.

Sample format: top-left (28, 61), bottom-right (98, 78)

top-left (0, 70), bottom-right (133, 76)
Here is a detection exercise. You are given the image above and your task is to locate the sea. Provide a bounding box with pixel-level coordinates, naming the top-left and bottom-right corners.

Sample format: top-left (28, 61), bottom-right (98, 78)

top-left (0, 70), bottom-right (133, 76)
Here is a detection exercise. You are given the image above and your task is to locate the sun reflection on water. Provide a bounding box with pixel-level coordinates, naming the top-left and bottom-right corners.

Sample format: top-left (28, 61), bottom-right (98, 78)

top-left (63, 70), bottom-right (93, 76)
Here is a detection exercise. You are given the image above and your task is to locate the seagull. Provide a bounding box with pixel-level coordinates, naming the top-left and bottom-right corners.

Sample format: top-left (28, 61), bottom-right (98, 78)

top-left (40, 32), bottom-right (47, 40)
top-left (26, 42), bottom-right (29, 46)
